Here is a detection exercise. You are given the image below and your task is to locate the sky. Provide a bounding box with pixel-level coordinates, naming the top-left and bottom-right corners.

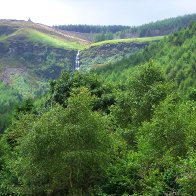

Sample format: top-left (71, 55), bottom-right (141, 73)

top-left (0, 0), bottom-right (195, 26)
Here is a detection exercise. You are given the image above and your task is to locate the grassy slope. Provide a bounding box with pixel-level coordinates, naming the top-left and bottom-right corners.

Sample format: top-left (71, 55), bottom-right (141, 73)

top-left (0, 20), bottom-right (91, 49)
top-left (90, 36), bottom-right (164, 47)
top-left (0, 28), bottom-right (87, 50)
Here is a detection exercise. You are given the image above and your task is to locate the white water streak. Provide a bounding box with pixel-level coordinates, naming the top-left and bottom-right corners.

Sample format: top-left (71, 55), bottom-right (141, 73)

top-left (75, 50), bottom-right (80, 70)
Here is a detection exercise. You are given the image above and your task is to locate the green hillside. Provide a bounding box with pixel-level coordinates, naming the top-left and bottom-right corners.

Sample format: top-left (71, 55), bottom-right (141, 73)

top-left (0, 20), bottom-right (90, 44)
top-left (90, 36), bottom-right (164, 46)
top-left (0, 20), bottom-right (89, 97)
top-left (0, 20), bottom-right (91, 130)
top-left (95, 22), bottom-right (196, 93)
top-left (0, 28), bottom-right (86, 50)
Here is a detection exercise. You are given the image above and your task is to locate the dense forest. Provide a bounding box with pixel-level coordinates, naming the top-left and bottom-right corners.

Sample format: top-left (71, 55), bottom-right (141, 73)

top-left (96, 21), bottom-right (196, 94)
top-left (118, 13), bottom-right (196, 37)
top-left (0, 82), bottom-right (21, 132)
top-left (0, 20), bottom-right (195, 195)
top-left (55, 14), bottom-right (196, 42)
top-left (54, 24), bottom-right (130, 34)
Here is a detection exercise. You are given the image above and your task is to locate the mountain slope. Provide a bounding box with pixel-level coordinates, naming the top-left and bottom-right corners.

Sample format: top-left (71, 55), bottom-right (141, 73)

top-left (0, 20), bottom-right (165, 96)
top-left (0, 19), bottom-right (90, 45)
top-left (0, 20), bottom-right (92, 131)
top-left (95, 22), bottom-right (196, 94)
top-left (0, 20), bottom-right (91, 98)
top-left (1, 19), bottom-right (194, 132)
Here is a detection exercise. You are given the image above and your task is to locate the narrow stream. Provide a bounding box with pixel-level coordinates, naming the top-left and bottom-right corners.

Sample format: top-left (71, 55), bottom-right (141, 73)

top-left (75, 50), bottom-right (80, 70)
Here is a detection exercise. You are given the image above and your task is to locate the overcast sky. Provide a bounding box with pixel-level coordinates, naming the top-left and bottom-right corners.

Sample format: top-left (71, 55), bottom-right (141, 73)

top-left (0, 0), bottom-right (195, 26)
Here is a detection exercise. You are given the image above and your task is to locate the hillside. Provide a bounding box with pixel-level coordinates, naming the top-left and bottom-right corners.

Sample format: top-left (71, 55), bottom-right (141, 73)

top-left (0, 20), bottom-right (164, 97)
top-left (0, 20), bottom-right (164, 131)
top-left (95, 22), bottom-right (196, 94)
top-left (0, 20), bottom-right (90, 96)
top-left (118, 13), bottom-right (196, 38)
top-left (0, 20), bottom-right (92, 130)
top-left (0, 19), bottom-right (90, 45)
top-left (80, 36), bottom-right (163, 70)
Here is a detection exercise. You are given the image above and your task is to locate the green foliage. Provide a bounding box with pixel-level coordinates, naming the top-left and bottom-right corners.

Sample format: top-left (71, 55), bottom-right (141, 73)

top-left (138, 97), bottom-right (196, 159)
top-left (55, 24), bottom-right (130, 34)
top-left (177, 152), bottom-right (196, 195)
top-left (0, 82), bottom-right (21, 132)
top-left (131, 98), bottom-right (196, 195)
top-left (111, 62), bottom-right (171, 129)
top-left (49, 71), bottom-right (115, 113)
top-left (103, 151), bottom-right (142, 195)
top-left (95, 21), bottom-right (196, 95)
top-left (93, 32), bottom-right (114, 42)
top-left (0, 88), bottom-right (112, 194)
top-left (12, 98), bottom-right (35, 120)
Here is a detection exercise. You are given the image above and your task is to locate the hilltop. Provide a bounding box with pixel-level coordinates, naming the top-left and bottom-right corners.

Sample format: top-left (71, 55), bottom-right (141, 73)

top-left (0, 19), bottom-right (90, 46)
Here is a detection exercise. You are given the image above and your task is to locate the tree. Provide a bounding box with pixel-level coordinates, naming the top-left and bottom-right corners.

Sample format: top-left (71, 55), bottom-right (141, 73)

top-left (1, 88), bottom-right (111, 195)
top-left (129, 97), bottom-right (196, 195)
top-left (177, 152), bottom-right (196, 195)
top-left (0, 82), bottom-right (21, 132)
top-left (137, 97), bottom-right (196, 159)
top-left (111, 61), bottom-right (171, 129)
top-left (49, 71), bottom-right (115, 113)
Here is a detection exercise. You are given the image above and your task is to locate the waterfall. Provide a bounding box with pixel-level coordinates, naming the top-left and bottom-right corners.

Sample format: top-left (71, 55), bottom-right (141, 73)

top-left (75, 50), bottom-right (80, 70)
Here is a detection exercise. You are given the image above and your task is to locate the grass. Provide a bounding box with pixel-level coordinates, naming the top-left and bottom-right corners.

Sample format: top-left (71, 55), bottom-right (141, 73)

top-left (24, 29), bottom-right (86, 50)
top-left (91, 36), bottom-right (164, 47)
top-left (0, 28), bottom-right (87, 50)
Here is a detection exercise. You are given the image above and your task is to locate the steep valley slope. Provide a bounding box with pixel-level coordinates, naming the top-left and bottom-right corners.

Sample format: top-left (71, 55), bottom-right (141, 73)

top-left (0, 20), bottom-right (89, 97)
